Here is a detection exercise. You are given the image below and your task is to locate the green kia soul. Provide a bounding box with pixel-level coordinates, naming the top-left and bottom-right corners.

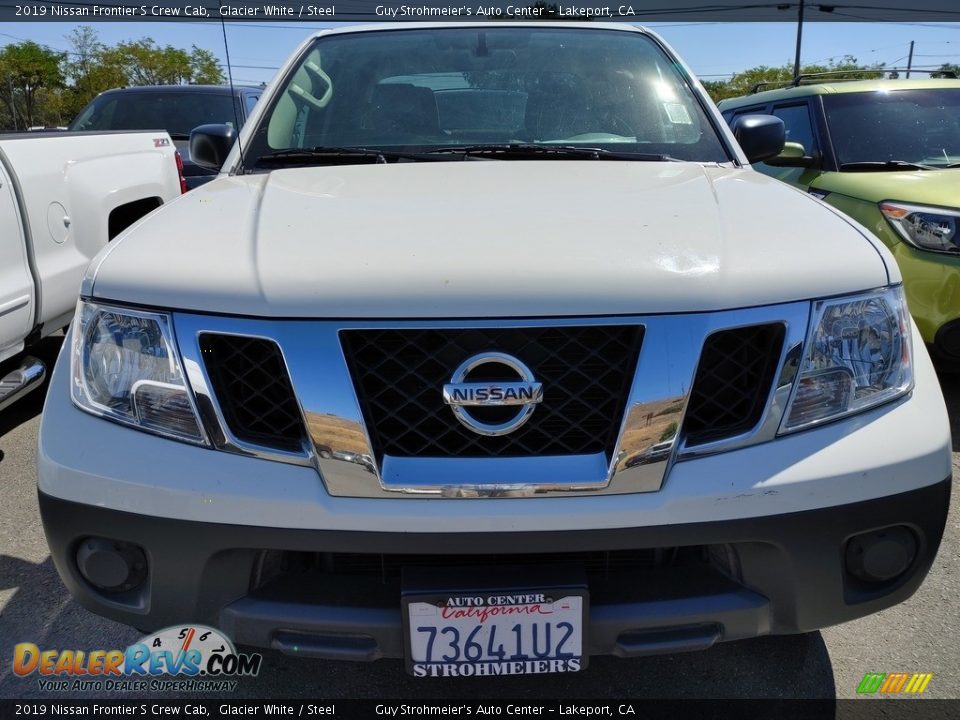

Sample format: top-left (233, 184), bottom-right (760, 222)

top-left (719, 80), bottom-right (960, 366)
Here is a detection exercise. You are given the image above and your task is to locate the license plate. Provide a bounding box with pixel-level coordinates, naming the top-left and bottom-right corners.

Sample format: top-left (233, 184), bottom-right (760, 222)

top-left (404, 591), bottom-right (586, 677)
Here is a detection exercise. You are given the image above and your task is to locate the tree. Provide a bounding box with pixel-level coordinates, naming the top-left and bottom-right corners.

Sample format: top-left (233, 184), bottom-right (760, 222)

top-left (96, 38), bottom-right (225, 86)
top-left (189, 46), bottom-right (226, 85)
top-left (105, 39), bottom-right (190, 86)
top-left (932, 63), bottom-right (960, 79)
top-left (64, 26), bottom-right (124, 119)
top-left (0, 41), bottom-right (66, 129)
top-left (60, 28), bottom-right (226, 119)
top-left (700, 79), bottom-right (733, 101)
top-left (701, 56), bottom-right (885, 103)
top-left (0, 28), bottom-right (229, 132)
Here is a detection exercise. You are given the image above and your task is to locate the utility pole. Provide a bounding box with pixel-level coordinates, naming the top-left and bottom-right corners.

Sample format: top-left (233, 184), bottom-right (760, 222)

top-left (906, 40), bottom-right (915, 78)
top-left (793, 0), bottom-right (806, 83)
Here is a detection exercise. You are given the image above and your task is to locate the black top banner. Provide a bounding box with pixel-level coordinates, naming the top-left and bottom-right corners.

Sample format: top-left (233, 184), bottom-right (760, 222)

top-left (2, 0), bottom-right (959, 23)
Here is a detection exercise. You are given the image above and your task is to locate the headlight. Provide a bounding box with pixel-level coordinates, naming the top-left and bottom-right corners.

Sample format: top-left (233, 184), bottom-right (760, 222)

top-left (71, 301), bottom-right (206, 444)
top-left (880, 201), bottom-right (960, 254)
top-left (781, 286), bottom-right (913, 433)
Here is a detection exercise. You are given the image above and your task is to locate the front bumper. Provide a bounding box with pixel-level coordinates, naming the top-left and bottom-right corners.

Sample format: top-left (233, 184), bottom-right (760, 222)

top-left (40, 478), bottom-right (950, 660)
top-left (37, 303), bottom-right (954, 661)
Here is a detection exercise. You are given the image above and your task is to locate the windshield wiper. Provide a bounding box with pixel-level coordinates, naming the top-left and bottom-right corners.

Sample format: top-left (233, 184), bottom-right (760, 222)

top-left (255, 147), bottom-right (458, 166)
top-left (839, 160), bottom-right (939, 172)
top-left (425, 144), bottom-right (683, 161)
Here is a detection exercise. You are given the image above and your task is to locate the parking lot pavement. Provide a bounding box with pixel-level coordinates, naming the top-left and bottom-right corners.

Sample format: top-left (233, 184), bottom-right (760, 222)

top-left (1, 336), bottom-right (957, 700)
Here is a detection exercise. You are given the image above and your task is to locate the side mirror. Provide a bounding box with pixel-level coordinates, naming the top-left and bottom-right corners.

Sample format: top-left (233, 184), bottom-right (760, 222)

top-left (765, 141), bottom-right (818, 168)
top-left (730, 114), bottom-right (785, 164)
top-left (190, 124), bottom-right (236, 171)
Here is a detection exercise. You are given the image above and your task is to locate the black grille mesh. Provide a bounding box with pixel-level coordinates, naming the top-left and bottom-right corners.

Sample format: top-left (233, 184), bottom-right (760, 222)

top-left (340, 326), bottom-right (643, 460)
top-left (682, 323), bottom-right (785, 446)
top-left (199, 334), bottom-right (305, 452)
top-left (281, 549), bottom-right (678, 581)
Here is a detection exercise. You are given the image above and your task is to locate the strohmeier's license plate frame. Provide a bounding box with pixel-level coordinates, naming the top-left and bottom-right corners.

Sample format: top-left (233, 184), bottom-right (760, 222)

top-left (402, 586), bottom-right (589, 678)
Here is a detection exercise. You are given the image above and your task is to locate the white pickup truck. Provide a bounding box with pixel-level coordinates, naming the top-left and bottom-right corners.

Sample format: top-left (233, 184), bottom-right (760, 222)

top-left (0, 131), bottom-right (182, 410)
top-left (38, 23), bottom-right (951, 678)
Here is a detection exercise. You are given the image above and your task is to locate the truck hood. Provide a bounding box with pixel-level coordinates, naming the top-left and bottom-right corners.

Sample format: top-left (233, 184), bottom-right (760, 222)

top-left (89, 162), bottom-right (891, 318)
top-left (814, 167), bottom-right (960, 207)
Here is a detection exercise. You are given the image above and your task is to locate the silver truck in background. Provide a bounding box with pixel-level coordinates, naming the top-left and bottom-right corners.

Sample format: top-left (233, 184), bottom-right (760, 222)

top-left (0, 130), bottom-right (183, 410)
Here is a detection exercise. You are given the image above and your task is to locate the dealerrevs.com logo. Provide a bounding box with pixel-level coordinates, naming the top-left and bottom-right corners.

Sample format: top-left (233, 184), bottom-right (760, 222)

top-left (13, 625), bottom-right (262, 693)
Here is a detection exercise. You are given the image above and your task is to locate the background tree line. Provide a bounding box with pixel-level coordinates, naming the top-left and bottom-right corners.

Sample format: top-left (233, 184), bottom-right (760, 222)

top-left (0, 26), bottom-right (225, 131)
top-left (700, 56), bottom-right (960, 103)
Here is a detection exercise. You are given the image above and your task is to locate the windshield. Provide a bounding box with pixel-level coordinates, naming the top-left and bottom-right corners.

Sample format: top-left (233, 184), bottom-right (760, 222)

top-left (69, 91), bottom-right (241, 137)
top-left (244, 27), bottom-right (729, 167)
top-left (824, 88), bottom-right (960, 168)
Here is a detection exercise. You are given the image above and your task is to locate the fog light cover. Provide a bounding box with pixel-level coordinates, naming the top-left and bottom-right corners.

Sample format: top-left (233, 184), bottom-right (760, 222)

top-left (846, 526), bottom-right (917, 584)
top-left (76, 538), bottom-right (147, 592)
top-left (782, 287), bottom-right (913, 432)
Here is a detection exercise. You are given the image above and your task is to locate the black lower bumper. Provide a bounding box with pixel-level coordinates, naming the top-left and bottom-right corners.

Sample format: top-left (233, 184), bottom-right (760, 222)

top-left (39, 478), bottom-right (951, 661)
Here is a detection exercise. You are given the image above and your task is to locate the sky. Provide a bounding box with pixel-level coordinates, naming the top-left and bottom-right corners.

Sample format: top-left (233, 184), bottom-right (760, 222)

top-left (2, 20), bottom-right (960, 87)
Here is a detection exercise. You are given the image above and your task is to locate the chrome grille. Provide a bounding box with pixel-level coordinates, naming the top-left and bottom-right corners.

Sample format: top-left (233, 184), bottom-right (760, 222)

top-left (339, 326), bottom-right (644, 461)
top-left (172, 302), bottom-right (808, 499)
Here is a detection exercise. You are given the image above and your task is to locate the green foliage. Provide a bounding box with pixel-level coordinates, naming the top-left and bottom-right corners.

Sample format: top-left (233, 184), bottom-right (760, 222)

top-left (701, 56), bottom-right (885, 103)
top-left (190, 46), bottom-right (225, 85)
top-left (931, 63), bottom-right (960, 79)
top-left (0, 26), bottom-right (226, 132)
top-left (0, 40), bottom-right (66, 129)
top-left (62, 26), bottom-right (124, 120)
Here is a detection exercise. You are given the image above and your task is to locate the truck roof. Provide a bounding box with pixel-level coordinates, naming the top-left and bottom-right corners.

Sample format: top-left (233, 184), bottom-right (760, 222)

top-left (719, 78), bottom-right (960, 110)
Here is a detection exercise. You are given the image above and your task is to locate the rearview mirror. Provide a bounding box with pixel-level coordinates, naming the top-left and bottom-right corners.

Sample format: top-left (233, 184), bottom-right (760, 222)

top-left (765, 141), bottom-right (818, 168)
top-left (730, 114), bottom-right (785, 164)
top-left (190, 124), bottom-right (236, 172)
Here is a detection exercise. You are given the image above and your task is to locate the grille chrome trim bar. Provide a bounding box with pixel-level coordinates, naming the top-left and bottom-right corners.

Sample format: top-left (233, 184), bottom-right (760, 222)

top-left (173, 304), bottom-right (810, 499)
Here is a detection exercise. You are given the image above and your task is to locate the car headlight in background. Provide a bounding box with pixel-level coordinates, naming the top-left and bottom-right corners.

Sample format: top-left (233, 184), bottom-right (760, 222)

top-left (781, 286), bottom-right (913, 432)
top-left (71, 301), bottom-right (206, 444)
top-left (880, 201), bottom-right (960, 254)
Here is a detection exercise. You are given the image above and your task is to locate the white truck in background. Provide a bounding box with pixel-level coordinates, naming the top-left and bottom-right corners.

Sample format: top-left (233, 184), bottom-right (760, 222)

top-left (0, 130), bottom-right (183, 410)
